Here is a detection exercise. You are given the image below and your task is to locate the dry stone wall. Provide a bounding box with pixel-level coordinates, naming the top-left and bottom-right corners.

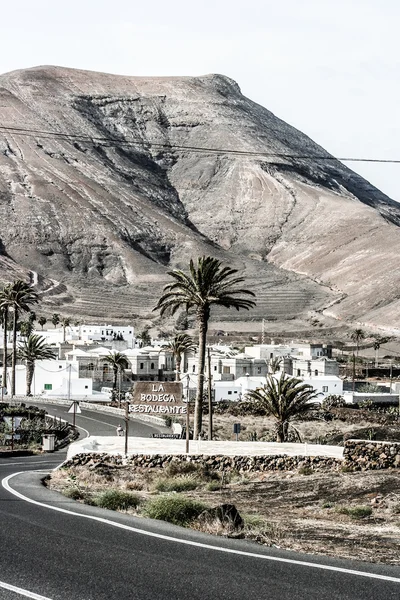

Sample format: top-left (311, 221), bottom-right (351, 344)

top-left (343, 440), bottom-right (400, 470)
top-left (63, 440), bottom-right (400, 473)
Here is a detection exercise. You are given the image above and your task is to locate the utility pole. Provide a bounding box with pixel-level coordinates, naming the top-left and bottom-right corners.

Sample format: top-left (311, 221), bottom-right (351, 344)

top-left (352, 351), bottom-right (356, 393)
top-left (390, 360), bottom-right (393, 394)
top-left (185, 375), bottom-right (190, 454)
top-left (261, 318), bottom-right (265, 345)
top-left (207, 347), bottom-right (213, 440)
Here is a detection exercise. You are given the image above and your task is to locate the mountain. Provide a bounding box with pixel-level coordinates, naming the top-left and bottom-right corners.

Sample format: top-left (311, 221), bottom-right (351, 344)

top-left (0, 65), bottom-right (399, 336)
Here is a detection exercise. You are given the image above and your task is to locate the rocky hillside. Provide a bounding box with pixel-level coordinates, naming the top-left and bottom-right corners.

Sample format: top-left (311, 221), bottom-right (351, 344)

top-left (0, 65), bottom-right (399, 334)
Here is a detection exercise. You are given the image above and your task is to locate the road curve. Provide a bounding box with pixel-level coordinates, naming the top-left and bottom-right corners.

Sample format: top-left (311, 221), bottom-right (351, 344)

top-left (0, 407), bottom-right (400, 599)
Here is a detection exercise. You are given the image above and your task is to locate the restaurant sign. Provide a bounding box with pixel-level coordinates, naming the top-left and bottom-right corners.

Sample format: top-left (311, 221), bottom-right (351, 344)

top-left (130, 381), bottom-right (186, 415)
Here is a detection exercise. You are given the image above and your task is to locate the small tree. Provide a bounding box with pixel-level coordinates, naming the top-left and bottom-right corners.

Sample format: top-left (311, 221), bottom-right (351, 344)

top-left (61, 317), bottom-right (70, 342)
top-left (268, 356), bottom-right (282, 374)
top-left (247, 372), bottom-right (320, 442)
top-left (137, 329), bottom-right (151, 347)
top-left (52, 313), bottom-right (60, 329)
top-left (38, 316), bottom-right (47, 330)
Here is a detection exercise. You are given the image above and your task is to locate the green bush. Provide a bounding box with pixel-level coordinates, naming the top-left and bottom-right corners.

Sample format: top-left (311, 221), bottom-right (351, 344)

top-left (64, 487), bottom-right (86, 500)
top-left (206, 481), bottom-right (221, 491)
top-left (94, 489), bottom-right (140, 511)
top-left (165, 461), bottom-right (199, 477)
top-left (336, 505), bottom-right (372, 519)
top-left (143, 494), bottom-right (208, 526)
top-left (153, 476), bottom-right (199, 493)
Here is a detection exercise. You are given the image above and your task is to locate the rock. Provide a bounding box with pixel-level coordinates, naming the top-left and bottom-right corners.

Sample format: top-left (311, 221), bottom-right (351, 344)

top-left (198, 504), bottom-right (244, 531)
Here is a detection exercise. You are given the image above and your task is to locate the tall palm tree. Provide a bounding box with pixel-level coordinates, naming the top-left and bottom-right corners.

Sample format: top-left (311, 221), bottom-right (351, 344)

top-left (0, 283), bottom-right (12, 391)
top-left (350, 328), bottom-right (365, 358)
top-left (17, 334), bottom-right (56, 396)
top-left (101, 351), bottom-right (129, 391)
top-left (38, 316), bottom-right (47, 330)
top-left (6, 280), bottom-right (39, 396)
top-left (247, 372), bottom-right (320, 442)
top-left (19, 319), bottom-right (34, 339)
top-left (167, 333), bottom-right (196, 381)
top-left (268, 356), bottom-right (282, 374)
top-left (153, 256), bottom-right (256, 438)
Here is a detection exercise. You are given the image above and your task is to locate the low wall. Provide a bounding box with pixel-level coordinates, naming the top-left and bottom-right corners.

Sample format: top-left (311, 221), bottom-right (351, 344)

top-left (343, 439), bottom-right (400, 470)
top-left (65, 452), bottom-right (342, 472)
top-left (64, 440), bottom-right (400, 472)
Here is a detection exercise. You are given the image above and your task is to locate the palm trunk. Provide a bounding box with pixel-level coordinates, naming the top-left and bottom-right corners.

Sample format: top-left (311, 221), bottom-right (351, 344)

top-left (175, 353), bottom-right (181, 382)
top-left (113, 367), bottom-right (118, 389)
top-left (26, 361), bottom-right (34, 396)
top-left (276, 422), bottom-right (284, 443)
top-left (11, 310), bottom-right (18, 396)
top-left (375, 348), bottom-right (379, 368)
top-left (2, 308), bottom-right (8, 393)
top-left (194, 307), bottom-right (208, 439)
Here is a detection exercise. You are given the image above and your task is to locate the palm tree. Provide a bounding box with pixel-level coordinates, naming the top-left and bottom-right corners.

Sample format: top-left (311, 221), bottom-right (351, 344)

top-left (153, 256), bottom-right (256, 438)
top-left (101, 351), bottom-right (129, 391)
top-left (61, 317), bottom-right (70, 342)
top-left (350, 328), bottom-right (365, 357)
top-left (167, 333), bottom-right (196, 381)
top-left (247, 372), bottom-right (320, 442)
top-left (52, 313), bottom-right (60, 329)
top-left (38, 316), bottom-right (47, 330)
top-left (137, 329), bottom-right (151, 347)
top-left (19, 320), bottom-right (34, 338)
top-left (0, 283), bottom-right (12, 391)
top-left (268, 356), bottom-right (282, 374)
top-left (17, 334), bottom-right (56, 396)
top-left (6, 280), bottom-right (39, 396)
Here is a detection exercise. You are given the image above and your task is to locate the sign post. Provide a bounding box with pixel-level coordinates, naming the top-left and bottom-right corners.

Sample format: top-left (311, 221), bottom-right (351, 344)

top-left (124, 400), bottom-right (129, 456)
top-left (68, 401), bottom-right (81, 427)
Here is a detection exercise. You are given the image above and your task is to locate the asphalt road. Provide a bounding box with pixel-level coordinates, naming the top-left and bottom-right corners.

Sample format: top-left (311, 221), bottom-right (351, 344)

top-left (1, 405), bottom-right (400, 599)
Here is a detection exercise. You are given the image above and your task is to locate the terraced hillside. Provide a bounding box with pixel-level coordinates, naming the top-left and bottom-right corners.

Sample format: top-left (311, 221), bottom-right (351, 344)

top-left (0, 65), bottom-right (399, 335)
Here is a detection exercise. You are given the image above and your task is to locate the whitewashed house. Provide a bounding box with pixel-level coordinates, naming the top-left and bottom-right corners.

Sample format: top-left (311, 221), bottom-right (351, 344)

top-left (13, 360), bottom-right (93, 398)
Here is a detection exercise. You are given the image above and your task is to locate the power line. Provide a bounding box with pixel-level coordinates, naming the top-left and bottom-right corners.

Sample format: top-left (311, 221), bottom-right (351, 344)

top-left (0, 124), bottom-right (399, 164)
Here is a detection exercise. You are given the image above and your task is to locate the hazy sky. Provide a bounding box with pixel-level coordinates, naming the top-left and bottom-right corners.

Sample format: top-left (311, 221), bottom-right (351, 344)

top-left (1, 0), bottom-right (399, 200)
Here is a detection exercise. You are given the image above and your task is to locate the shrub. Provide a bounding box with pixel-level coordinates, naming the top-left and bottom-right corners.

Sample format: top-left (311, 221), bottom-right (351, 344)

top-left (298, 466), bottom-right (313, 476)
top-left (322, 501), bottom-right (333, 509)
top-left (336, 505), bottom-right (372, 519)
top-left (153, 476), bottom-right (199, 493)
top-left (164, 461), bottom-right (199, 477)
top-left (94, 489), bottom-right (140, 511)
top-left (143, 494), bottom-right (208, 526)
top-left (206, 481), bottom-right (221, 491)
top-left (64, 487), bottom-right (86, 500)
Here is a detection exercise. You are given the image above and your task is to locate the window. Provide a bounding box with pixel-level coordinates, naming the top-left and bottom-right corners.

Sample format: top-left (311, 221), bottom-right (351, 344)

top-left (140, 363), bottom-right (144, 369)
top-left (214, 366), bottom-right (217, 371)
top-left (192, 365), bottom-right (196, 372)
top-left (151, 363), bottom-right (155, 369)
top-left (84, 385), bottom-right (88, 389)
top-left (297, 369), bottom-right (301, 376)
top-left (228, 391), bottom-right (232, 395)
top-left (44, 384), bottom-right (52, 390)
top-left (322, 386), bottom-right (328, 392)
top-left (223, 366), bottom-right (230, 374)
top-left (243, 367), bottom-right (247, 374)
top-left (270, 353), bottom-right (273, 359)
top-left (257, 367), bottom-right (261, 374)
top-left (59, 365), bottom-right (62, 369)
top-left (315, 370), bottom-right (319, 376)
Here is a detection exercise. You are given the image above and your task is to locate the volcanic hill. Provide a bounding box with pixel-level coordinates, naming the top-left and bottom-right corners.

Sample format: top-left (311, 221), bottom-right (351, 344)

top-left (0, 65), bottom-right (399, 335)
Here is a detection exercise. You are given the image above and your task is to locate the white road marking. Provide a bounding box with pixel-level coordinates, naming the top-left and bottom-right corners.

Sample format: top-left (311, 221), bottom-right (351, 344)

top-left (0, 579), bottom-right (53, 599)
top-left (3, 472), bottom-right (400, 585)
top-left (0, 461), bottom-right (59, 467)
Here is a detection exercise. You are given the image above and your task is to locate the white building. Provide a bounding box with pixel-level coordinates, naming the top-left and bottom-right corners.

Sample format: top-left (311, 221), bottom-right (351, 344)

top-left (13, 360), bottom-right (93, 398)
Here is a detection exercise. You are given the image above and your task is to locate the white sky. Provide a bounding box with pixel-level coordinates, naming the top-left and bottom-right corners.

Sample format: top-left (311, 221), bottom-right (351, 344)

top-left (1, 0), bottom-right (399, 200)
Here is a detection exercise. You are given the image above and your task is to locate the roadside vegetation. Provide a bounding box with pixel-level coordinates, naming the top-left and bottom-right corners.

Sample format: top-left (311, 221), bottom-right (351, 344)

top-left (48, 457), bottom-right (400, 565)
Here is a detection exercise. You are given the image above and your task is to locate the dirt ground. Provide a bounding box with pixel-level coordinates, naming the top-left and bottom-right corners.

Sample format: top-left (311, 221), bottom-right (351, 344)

top-left (48, 461), bottom-right (400, 566)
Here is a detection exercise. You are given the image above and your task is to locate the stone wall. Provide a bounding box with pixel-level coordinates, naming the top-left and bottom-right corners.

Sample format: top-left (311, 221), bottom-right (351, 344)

top-left (343, 439), bottom-right (400, 470)
top-left (63, 439), bottom-right (400, 472)
top-left (64, 452), bottom-right (342, 472)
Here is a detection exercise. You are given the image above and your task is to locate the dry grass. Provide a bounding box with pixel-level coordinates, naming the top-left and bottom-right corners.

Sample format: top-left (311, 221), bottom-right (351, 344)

top-left (48, 462), bottom-right (400, 565)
